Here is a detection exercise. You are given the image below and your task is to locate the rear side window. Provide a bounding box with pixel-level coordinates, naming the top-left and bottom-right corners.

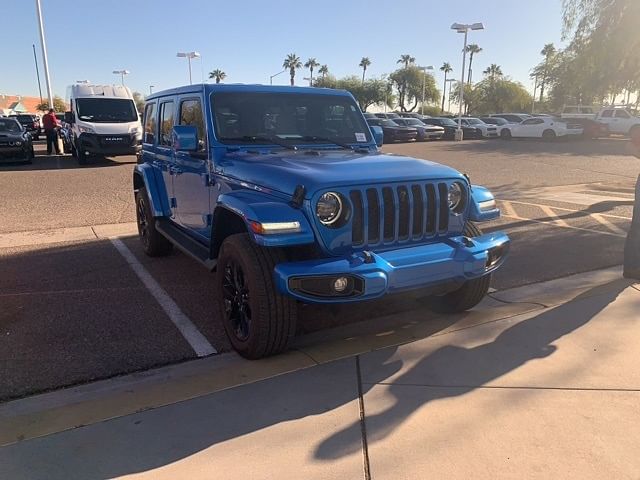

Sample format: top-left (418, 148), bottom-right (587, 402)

top-left (615, 110), bottom-right (630, 119)
top-left (143, 103), bottom-right (156, 144)
top-left (179, 99), bottom-right (206, 149)
top-left (159, 102), bottom-right (174, 146)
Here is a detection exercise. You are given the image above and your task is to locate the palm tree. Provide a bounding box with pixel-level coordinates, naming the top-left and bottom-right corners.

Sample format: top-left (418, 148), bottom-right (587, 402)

top-left (318, 65), bottom-right (329, 79)
top-left (359, 57), bottom-right (371, 84)
top-left (440, 62), bottom-right (453, 113)
top-left (465, 44), bottom-right (482, 85)
top-left (283, 53), bottom-right (303, 86)
top-left (539, 43), bottom-right (556, 102)
top-left (304, 57), bottom-right (320, 86)
top-left (483, 64), bottom-right (503, 81)
top-left (397, 54), bottom-right (415, 68)
top-left (208, 69), bottom-right (226, 84)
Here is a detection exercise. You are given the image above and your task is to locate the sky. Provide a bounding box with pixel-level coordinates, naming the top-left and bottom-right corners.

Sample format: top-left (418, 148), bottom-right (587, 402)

top-left (2, 0), bottom-right (566, 101)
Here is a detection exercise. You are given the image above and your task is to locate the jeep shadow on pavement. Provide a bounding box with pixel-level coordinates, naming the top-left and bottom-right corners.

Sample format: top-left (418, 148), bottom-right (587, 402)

top-left (134, 84), bottom-right (510, 359)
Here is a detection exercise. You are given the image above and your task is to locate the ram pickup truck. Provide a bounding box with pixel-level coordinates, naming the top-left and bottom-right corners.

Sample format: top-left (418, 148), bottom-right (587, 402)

top-left (134, 84), bottom-right (510, 359)
top-left (594, 107), bottom-right (640, 136)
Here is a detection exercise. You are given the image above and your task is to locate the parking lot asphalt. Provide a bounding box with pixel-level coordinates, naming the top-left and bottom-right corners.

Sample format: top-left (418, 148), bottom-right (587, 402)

top-left (0, 138), bottom-right (638, 401)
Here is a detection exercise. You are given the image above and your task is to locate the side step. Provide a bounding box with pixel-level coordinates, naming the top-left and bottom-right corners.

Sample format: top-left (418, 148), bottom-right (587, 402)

top-left (155, 219), bottom-right (217, 271)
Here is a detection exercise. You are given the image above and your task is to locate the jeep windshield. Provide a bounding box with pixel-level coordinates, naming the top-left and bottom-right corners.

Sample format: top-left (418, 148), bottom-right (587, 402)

top-left (211, 92), bottom-right (372, 147)
top-left (75, 98), bottom-right (138, 123)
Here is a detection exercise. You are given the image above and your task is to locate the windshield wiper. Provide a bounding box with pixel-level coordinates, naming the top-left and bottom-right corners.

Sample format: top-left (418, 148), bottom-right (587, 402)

top-left (301, 135), bottom-right (368, 151)
top-left (223, 135), bottom-right (297, 150)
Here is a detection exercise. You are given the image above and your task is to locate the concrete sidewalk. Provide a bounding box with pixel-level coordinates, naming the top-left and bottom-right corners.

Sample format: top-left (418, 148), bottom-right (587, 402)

top-left (1, 275), bottom-right (639, 479)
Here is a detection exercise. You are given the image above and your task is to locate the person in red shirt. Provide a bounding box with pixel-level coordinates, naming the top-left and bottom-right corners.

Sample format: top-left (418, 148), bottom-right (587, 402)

top-left (42, 108), bottom-right (60, 155)
top-left (623, 129), bottom-right (640, 279)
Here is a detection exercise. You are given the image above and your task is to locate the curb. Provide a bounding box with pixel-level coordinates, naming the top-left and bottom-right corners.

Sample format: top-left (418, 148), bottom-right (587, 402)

top-left (2, 265), bottom-right (633, 447)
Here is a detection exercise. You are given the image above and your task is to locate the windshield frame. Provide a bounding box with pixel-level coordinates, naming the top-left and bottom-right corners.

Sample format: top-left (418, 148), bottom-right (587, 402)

top-left (75, 98), bottom-right (138, 123)
top-left (210, 91), bottom-right (373, 148)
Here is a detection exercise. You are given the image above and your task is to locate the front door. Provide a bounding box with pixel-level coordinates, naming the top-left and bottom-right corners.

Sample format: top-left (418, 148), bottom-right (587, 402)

top-left (173, 97), bottom-right (211, 236)
top-left (157, 100), bottom-right (178, 218)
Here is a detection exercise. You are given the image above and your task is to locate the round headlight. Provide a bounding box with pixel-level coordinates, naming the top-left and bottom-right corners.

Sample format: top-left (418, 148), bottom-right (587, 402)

top-left (448, 182), bottom-right (465, 213)
top-left (316, 192), bottom-right (343, 225)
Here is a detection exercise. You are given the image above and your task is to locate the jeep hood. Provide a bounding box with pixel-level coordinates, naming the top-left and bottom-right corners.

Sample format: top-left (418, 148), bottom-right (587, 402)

top-left (220, 150), bottom-right (465, 197)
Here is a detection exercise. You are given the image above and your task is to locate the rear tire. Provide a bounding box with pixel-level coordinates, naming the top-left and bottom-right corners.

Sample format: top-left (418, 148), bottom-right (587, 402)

top-left (542, 129), bottom-right (556, 141)
top-left (215, 233), bottom-right (297, 359)
top-left (429, 223), bottom-right (492, 313)
top-left (500, 129), bottom-right (511, 140)
top-left (135, 187), bottom-right (173, 257)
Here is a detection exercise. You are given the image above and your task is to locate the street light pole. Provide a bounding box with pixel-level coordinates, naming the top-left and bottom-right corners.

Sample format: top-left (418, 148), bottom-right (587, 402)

top-left (451, 22), bottom-right (484, 140)
top-left (270, 69), bottom-right (286, 85)
top-left (419, 66), bottom-right (434, 115)
top-left (149, 85), bottom-right (154, 95)
top-left (34, 0), bottom-right (53, 110)
top-left (445, 79), bottom-right (455, 113)
top-left (112, 70), bottom-right (130, 85)
top-left (177, 52), bottom-right (201, 85)
top-left (531, 75), bottom-right (538, 114)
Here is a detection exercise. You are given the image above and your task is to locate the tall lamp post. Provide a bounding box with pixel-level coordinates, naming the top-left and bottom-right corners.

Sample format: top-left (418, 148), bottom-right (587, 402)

top-left (451, 22), bottom-right (484, 140)
top-left (149, 85), bottom-right (155, 95)
top-left (418, 65), bottom-right (434, 115)
top-left (176, 51), bottom-right (201, 85)
top-left (34, 0), bottom-right (53, 111)
top-left (113, 69), bottom-right (130, 85)
top-left (270, 69), bottom-right (286, 85)
top-left (445, 78), bottom-right (456, 113)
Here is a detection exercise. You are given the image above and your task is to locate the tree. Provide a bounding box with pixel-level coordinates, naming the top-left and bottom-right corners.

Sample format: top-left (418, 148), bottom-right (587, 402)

top-left (304, 58), bottom-right (320, 86)
top-left (483, 64), bottom-right (504, 82)
top-left (452, 77), bottom-right (532, 115)
top-left (390, 65), bottom-right (439, 112)
top-left (359, 57), bottom-right (371, 84)
top-left (465, 44), bottom-right (482, 85)
top-left (537, 43), bottom-right (557, 101)
top-left (318, 65), bottom-right (329, 79)
top-left (397, 54), bottom-right (415, 68)
top-left (283, 53), bottom-right (302, 86)
top-left (132, 92), bottom-right (144, 113)
top-left (209, 69), bottom-right (227, 84)
top-left (440, 62), bottom-right (453, 112)
top-left (36, 95), bottom-right (67, 113)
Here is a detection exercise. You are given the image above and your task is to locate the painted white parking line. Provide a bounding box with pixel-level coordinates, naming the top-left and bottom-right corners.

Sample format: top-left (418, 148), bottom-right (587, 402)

top-left (500, 214), bottom-right (626, 238)
top-left (539, 205), bottom-right (571, 229)
top-left (502, 199), bottom-right (632, 220)
top-left (110, 238), bottom-right (217, 357)
top-left (500, 200), bottom-right (521, 219)
top-left (591, 214), bottom-right (628, 236)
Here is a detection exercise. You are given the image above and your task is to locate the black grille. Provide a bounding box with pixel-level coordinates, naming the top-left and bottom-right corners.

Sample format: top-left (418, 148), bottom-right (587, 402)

top-left (351, 182), bottom-right (450, 247)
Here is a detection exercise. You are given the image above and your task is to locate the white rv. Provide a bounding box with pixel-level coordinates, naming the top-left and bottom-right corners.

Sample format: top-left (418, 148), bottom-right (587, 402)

top-left (66, 84), bottom-right (142, 164)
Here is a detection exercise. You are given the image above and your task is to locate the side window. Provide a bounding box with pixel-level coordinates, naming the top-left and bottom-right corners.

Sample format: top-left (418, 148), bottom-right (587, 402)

top-left (159, 102), bottom-right (174, 147)
top-left (179, 99), bottom-right (206, 149)
top-left (143, 103), bottom-right (156, 144)
top-left (615, 110), bottom-right (630, 119)
top-left (522, 119), bottom-right (537, 125)
top-left (601, 110), bottom-right (613, 118)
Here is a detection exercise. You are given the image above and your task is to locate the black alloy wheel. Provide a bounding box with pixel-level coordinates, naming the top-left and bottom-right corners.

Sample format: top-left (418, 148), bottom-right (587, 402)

top-left (222, 260), bottom-right (252, 342)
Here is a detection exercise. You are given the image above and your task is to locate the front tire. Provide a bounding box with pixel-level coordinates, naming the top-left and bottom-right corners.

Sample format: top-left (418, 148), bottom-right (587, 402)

top-left (215, 233), bottom-right (297, 359)
top-left (430, 223), bottom-right (492, 313)
top-left (135, 187), bottom-right (173, 257)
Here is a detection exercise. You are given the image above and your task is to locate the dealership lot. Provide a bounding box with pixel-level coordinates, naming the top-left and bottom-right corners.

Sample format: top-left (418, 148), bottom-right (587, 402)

top-left (0, 138), bottom-right (637, 402)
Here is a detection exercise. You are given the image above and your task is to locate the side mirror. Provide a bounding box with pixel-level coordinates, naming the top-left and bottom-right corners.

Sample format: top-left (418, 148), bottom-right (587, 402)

top-left (64, 111), bottom-right (74, 124)
top-left (172, 125), bottom-right (198, 152)
top-left (370, 125), bottom-right (384, 147)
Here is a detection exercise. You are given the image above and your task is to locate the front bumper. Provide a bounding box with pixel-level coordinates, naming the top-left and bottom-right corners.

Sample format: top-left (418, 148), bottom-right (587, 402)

top-left (274, 232), bottom-right (510, 303)
top-left (0, 146), bottom-right (29, 160)
top-left (77, 132), bottom-right (141, 156)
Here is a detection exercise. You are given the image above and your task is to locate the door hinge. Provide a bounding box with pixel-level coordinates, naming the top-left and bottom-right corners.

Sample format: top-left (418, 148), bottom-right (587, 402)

top-left (170, 197), bottom-right (177, 208)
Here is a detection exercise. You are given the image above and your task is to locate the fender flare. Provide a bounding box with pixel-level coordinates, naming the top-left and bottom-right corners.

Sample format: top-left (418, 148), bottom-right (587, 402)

top-left (468, 185), bottom-right (500, 222)
top-left (214, 190), bottom-right (315, 248)
top-left (133, 164), bottom-right (171, 217)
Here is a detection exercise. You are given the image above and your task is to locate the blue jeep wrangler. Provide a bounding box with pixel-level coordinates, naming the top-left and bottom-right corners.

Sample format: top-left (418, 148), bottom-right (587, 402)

top-left (134, 84), bottom-right (510, 359)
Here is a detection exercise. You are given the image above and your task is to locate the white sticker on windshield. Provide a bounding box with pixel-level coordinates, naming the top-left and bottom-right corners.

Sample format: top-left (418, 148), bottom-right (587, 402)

top-left (355, 132), bottom-right (367, 142)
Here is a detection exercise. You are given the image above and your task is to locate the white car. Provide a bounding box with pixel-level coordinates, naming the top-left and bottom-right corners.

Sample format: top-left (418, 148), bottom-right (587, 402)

top-left (594, 107), bottom-right (640, 136)
top-left (458, 117), bottom-right (499, 138)
top-left (500, 117), bottom-right (583, 140)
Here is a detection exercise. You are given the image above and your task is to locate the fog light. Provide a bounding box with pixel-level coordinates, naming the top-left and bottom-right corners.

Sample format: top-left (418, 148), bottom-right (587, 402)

top-left (333, 277), bottom-right (348, 292)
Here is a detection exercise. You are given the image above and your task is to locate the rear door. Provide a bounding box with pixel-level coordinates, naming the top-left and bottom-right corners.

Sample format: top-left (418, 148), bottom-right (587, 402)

top-left (173, 96), bottom-right (211, 236)
top-left (598, 109), bottom-right (616, 132)
top-left (156, 100), bottom-right (178, 218)
top-left (613, 109), bottom-right (633, 134)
